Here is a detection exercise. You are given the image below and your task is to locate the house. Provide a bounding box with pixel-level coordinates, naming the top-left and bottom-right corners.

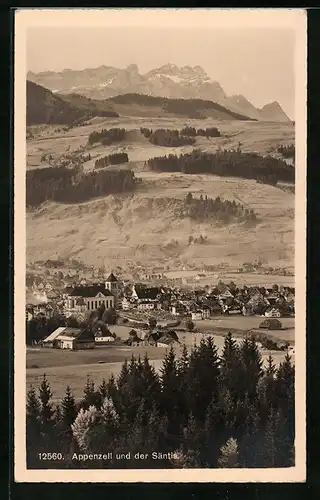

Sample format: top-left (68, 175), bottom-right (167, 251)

top-left (191, 310), bottom-right (204, 321)
top-left (227, 307), bottom-right (242, 315)
top-left (132, 284), bottom-right (162, 301)
top-left (65, 283), bottom-right (115, 314)
top-left (94, 335), bottom-right (115, 344)
top-left (137, 300), bottom-right (159, 311)
top-left (43, 327), bottom-right (95, 350)
top-left (218, 289), bottom-right (234, 301)
top-left (131, 284), bottom-right (162, 309)
top-left (259, 318), bottom-right (282, 330)
top-left (242, 304), bottom-right (254, 316)
top-left (265, 308), bottom-right (281, 318)
top-left (170, 302), bottom-right (188, 316)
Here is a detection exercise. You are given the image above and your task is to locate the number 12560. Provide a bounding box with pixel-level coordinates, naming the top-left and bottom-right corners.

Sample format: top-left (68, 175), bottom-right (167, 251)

top-left (38, 453), bottom-right (64, 460)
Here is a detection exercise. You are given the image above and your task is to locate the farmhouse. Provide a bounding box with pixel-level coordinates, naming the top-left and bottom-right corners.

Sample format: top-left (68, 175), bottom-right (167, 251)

top-left (65, 283), bottom-right (115, 314)
top-left (43, 327), bottom-right (95, 350)
top-left (265, 308), bottom-right (281, 318)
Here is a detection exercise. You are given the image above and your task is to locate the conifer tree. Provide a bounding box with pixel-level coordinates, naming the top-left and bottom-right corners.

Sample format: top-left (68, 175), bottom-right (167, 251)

top-left (262, 408), bottom-right (278, 467)
top-left (71, 405), bottom-right (99, 453)
top-left (60, 386), bottom-right (77, 434)
top-left (38, 375), bottom-right (55, 440)
top-left (186, 337), bottom-right (220, 421)
top-left (220, 332), bottom-right (242, 401)
top-left (218, 437), bottom-right (239, 468)
top-left (81, 375), bottom-right (99, 409)
top-left (240, 336), bottom-right (263, 401)
top-left (239, 402), bottom-right (263, 467)
top-left (140, 354), bottom-right (161, 410)
top-left (99, 378), bottom-right (108, 400)
top-left (26, 385), bottom-right (42, 460)
top-left (160, 346), bottom-right (180, 435)
top-left (182, 413), bottom-right (202, 467)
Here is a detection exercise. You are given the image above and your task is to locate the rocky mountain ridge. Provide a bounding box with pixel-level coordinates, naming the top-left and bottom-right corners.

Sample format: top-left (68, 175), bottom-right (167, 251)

top-left (27, 63), bottom-right (291, 122)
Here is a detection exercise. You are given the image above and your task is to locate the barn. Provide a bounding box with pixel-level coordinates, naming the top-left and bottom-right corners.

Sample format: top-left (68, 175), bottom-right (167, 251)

top-left (43, 327), bottom-right (95, 350)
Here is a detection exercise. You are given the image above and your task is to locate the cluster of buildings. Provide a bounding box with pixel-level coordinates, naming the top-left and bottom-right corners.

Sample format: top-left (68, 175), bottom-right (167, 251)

top-left (26, 270), bottom-right (295, 324)
top-left (26, 269), bottom-right (295, 351)
top-left (121, 282), bottom-right (295, 321)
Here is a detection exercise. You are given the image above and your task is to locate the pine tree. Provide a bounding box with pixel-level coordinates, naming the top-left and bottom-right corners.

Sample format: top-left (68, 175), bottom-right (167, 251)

top-left (100, 396), bottom-right (120, 447)
top-left (186, 337), bottom-right (220, 421)
top-left (26, 386), bottom-right (42, 461)
top-left (262, 408), bottom-right (278, 467)
top-left (220, 332), bottom-right (242, 401)
top-left (81, 375), bottom-right (99, 409)
top-left (240, 336), bottom-right (263, 401)
top-left (266, 353), bottom-right (276, 377)
top-left (38, 375), bottom-right (55, 440)
top-left (60, 386), bottom-right (77, 435)
top-left (239, 403), bottom-right (263, 467)
top-left (140, 354), bottom-right (161, 410)
top-left (218, 437), bottom-right (239, 468)
top-left (182, 413), bottom-right (202, 467)
top-left (71, 405), bottom-right (99, 453)
top-left (160, 346), bottom-right (180, 434)
top-left (99, 378), bottom-right (108, 400)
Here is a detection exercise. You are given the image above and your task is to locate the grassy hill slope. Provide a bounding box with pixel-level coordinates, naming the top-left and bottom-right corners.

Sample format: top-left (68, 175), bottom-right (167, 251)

top-left (26, 172), bottom-right (294, 270)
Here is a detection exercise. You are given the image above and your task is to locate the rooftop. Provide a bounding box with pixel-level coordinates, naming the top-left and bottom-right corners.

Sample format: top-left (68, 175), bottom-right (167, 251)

top-left (106, 273), bottom-right (118, 283)
top-left (68, 284), bottom-right (114, 298)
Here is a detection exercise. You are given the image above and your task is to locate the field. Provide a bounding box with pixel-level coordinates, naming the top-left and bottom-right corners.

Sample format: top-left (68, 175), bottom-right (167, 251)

top-left (194, 316), bottom-right (295, 341)
top-left (26, 316), bottom-right (295, 402)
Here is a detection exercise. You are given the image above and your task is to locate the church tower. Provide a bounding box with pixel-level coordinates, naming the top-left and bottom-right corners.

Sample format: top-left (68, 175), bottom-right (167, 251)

top-left (105, 272), bottom-right (119, 306)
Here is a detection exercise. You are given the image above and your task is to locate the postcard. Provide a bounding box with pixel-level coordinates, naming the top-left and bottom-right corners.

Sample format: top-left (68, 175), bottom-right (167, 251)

top-left (14, 8), bottom-right (307, 482)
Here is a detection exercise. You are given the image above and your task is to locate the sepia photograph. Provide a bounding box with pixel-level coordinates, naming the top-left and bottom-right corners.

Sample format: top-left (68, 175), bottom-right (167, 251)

top-left (14, 8), bottom-right (306, 482)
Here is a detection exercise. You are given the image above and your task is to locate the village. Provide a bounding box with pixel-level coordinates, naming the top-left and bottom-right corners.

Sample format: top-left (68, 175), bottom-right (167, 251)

top-left (26, 263), bottom-right (295, 353)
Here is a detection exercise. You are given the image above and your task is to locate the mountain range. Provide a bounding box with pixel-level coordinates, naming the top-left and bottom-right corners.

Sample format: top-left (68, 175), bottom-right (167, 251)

top-left (26, 80), bottom-right (255, 126)
top-left (27, 64), bottom-right (291, 122)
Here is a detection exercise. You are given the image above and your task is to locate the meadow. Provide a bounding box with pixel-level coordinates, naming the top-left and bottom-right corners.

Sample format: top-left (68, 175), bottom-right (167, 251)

top-left (26, 321), bottom-right (295, 402)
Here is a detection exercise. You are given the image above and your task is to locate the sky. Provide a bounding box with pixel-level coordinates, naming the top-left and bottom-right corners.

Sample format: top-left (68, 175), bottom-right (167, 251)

top-left (26, 25), bottom-right (295, 118)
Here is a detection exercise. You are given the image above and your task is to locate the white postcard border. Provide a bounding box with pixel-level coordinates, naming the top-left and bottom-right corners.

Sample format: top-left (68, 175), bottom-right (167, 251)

top-left (14, 8), bottom-right (307, 483)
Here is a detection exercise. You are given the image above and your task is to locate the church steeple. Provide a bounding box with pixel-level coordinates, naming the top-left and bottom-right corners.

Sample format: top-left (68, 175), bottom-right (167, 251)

top-left (105, 273), bottom-right (119, 294)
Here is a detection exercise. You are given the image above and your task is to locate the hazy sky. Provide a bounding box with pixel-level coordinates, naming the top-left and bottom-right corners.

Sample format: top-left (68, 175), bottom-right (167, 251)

top-left (27, 26), bottom-right (295, 118)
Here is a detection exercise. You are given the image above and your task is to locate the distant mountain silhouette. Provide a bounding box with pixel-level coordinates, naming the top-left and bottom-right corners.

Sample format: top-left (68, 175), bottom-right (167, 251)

top-left (27, 64), bottom-right (291, 122)
top-left (258, 101), bottom-right (291, 122)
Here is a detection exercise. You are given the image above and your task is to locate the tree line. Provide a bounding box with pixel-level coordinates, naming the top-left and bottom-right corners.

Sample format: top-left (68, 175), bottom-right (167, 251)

top-left (95, 153), bottom-right (129, 169)
top-left (26, 333), bottom-right (294, 469)
top-left (180, 126), bottom-right (221, 137)
top-left (140, 128), bottom-right (196, 147)
top-left (26, 166), bottom-right (136, 207)
top-left (147, 149), bottom-right (295, 184)
top-left (184, 192), bottom-right (257, 223)
top-left (88, 128), bottom-right (126, 146)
